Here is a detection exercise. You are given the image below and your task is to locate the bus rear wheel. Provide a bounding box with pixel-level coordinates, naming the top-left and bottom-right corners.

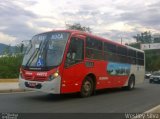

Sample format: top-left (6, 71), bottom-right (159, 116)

top-left (126, 76), bottom-right (135, 90)
top-left (80, 77), bottom-right (93, 98)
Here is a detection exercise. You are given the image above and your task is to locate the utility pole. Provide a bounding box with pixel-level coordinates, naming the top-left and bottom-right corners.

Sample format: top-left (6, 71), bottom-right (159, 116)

top-left (121, 37), bottom-right (122, 44)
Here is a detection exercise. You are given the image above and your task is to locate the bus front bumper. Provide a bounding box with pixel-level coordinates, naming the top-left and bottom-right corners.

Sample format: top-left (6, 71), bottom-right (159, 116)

top-left (19, 76), bottom-right (61, 94)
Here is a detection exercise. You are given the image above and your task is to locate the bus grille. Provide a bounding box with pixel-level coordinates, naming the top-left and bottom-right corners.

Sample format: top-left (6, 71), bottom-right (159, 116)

top-left (25, 76), bottom-right (33, 80)
top-left (24, 76), bottom-right (47, 81)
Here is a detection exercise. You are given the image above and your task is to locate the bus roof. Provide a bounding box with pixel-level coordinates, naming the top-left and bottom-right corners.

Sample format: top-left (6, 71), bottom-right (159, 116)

top-left (36, 29), bottom-right (144, 53)
top-left (69, 30), bottom-right (144, 53)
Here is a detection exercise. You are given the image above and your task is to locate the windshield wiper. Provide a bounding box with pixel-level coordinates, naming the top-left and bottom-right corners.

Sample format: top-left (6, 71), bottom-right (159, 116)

top-left (42, 39), bottom-right (50, 67)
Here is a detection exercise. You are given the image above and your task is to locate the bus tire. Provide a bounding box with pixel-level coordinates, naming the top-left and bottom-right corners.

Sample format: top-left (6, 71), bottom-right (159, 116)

top-left (80, 76), bottom-right (93, 98)
top-left (126, 75), bottom-right (135, 90)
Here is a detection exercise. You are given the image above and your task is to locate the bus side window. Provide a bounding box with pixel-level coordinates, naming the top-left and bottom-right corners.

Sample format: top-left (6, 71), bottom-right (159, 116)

top-left (65, 37), bottom-right (84, 67)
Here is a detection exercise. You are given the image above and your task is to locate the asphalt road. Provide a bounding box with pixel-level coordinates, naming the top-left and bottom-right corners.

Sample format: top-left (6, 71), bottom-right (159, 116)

top-left (0, 80), bottom-right (160, 113)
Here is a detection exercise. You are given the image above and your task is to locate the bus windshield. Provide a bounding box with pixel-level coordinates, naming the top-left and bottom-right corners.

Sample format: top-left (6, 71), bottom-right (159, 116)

top-left (22, 32), bottom-right (70, 70)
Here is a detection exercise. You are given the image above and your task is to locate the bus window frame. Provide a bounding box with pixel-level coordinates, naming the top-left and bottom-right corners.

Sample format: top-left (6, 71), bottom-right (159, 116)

top-left (64, 36), bottom-right (85, 68)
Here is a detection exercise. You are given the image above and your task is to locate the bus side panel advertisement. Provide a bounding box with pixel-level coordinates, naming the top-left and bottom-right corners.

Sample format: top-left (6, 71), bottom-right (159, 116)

top-left (107, 62), bottom-right (131, 76)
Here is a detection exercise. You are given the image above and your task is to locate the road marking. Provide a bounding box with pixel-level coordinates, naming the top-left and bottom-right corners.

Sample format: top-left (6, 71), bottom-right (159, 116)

top-left (130, 106), bottom-right (160, 119)
top-left (145, 105), bottom-right (160, 113)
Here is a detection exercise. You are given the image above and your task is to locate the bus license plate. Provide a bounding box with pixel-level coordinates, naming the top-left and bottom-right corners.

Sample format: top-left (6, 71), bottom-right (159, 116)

top-left (28, 82), bottom-right (37, 87)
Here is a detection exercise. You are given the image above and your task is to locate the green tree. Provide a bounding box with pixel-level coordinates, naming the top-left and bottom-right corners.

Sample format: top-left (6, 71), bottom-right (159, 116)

top-left (66, 23), bottom-right (92, 33)
top-left (127, 42), bottom-right (140, 49)
top-left (133, 31), bottom-right (152, 43)
top-left (130, 31), bottom-right (160, 71)
top-left (153, 35), bottom-right (160, 43)
top-left (0, 54), bottom-right (23, 78)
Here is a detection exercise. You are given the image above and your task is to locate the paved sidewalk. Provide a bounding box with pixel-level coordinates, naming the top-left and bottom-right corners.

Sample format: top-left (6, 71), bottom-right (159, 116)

top-left (0, 81), bottom-right (29, 93)
top-left (0, 82), bottom-right (19, 90)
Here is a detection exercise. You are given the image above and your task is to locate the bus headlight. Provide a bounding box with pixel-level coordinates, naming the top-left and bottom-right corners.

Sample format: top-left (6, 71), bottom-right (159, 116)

top-left (49, 71), bottom-right (59, 81)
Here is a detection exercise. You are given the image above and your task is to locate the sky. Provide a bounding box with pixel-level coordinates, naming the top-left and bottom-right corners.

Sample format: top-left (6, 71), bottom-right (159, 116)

top-left (0, 0), bottom-right (160, 45)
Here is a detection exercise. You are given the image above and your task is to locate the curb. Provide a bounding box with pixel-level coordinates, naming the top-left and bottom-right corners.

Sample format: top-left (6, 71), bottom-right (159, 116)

top-left (0, 89), bottom-right (31, 93)
top-left (0, 79), bottom-right (18, 83)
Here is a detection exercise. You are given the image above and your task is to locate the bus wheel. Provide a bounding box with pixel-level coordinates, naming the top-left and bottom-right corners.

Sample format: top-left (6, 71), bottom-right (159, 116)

top-left (126, 76), bottom-right (135, 90)
top-left (80, 77), bottom-right (93, 98)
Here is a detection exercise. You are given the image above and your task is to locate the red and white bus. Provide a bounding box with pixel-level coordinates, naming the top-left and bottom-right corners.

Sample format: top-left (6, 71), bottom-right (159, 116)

top-left (19, 30), bottom-right (145, 97)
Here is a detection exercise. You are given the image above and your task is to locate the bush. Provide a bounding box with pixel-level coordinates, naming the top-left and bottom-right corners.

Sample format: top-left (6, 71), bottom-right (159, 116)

top-left (0, 55), bottom-right (23, 78)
